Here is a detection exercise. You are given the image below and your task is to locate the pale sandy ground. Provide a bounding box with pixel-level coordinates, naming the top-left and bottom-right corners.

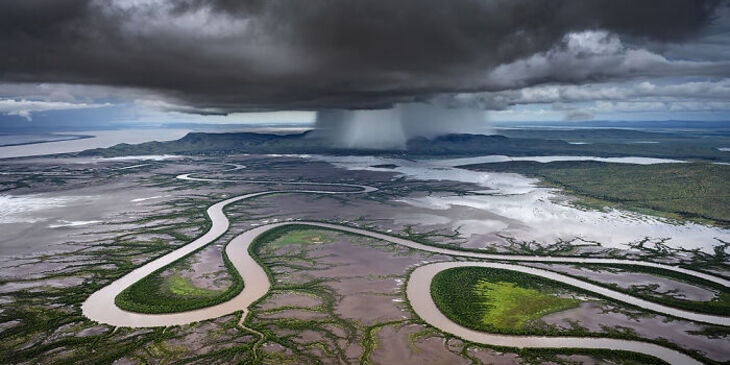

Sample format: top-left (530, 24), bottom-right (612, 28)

top-left (316, 154), bottom-right (730, 253)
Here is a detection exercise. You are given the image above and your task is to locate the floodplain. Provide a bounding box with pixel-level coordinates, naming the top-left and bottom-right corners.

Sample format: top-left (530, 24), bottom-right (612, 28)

top-left (0, 152), bottom-right (728, 364)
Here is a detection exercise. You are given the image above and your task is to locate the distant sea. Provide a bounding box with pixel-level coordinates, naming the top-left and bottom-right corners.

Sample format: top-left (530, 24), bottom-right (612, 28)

top-left (0, 133), bottom-right (94, 147)
top-left (0, 129), bottom-right (190, 159)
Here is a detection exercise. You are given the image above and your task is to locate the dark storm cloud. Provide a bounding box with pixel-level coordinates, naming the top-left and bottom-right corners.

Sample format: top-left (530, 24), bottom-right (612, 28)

top-left (0, 0), bottom-right (725, 112)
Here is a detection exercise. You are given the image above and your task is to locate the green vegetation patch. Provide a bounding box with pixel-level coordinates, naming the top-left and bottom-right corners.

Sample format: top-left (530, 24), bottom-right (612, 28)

top-left (163, 272), bottom-right (222, 297)
top-left (269, 229), bottom-right (335, 247)
top-left (472, 280), bottom-right (579, 330)
top-left (431, 267), bottom-right (580, 333)
top-left (464, 161), bottom-right (730, 226)
top-left (116, 247), bottom-right (243, 314)
top-left (116, 226), bottom-right (336, 314)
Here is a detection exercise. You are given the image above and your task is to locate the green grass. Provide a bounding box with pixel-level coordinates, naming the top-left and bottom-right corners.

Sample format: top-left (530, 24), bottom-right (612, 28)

top-left (115, 244), bottom-right (244, 314)
top-left (428, 264), bottom-right (725, 365)
top-left (464, 161), bottom-right (730, 226)
top-left (471, 280), bottom-right (579, 331)
top-left (115, 225), bottom-right (336, 314)
top-left (163, 272), bottom-right (223, 297)
top-left (431, 267), bottom-right (580, 333)
top-left (269, 229), bottom-right (334, 247)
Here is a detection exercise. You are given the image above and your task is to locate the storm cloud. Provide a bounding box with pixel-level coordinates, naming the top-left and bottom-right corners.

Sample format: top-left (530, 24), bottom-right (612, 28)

top-left (313, 103), bottom-right (491, 149)
top-left (1, 0), bottom-right (726, 113)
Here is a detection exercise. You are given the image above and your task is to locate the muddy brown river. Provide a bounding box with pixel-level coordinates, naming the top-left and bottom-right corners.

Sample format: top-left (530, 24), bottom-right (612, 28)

top-left (81, 167), bottom-right (728, 364)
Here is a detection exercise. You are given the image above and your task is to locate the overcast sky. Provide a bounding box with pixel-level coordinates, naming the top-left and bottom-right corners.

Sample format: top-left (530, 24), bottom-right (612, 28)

top-left (1, 0), bottom-right (729, 130)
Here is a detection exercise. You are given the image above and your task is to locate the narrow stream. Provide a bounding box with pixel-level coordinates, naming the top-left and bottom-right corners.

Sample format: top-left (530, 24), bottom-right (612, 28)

top-left (81, 166), bottom-right (727, 364)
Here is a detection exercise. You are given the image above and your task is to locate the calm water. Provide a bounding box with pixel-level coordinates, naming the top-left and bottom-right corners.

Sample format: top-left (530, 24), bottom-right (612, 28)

top-left (0, 133), bottom-right (90, 147)
top-left (0, 129), bottom-right (190, 159)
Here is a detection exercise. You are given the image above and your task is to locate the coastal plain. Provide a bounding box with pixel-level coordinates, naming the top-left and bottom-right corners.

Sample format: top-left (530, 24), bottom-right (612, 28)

top-left (1, 149), bottom-right (728, 364)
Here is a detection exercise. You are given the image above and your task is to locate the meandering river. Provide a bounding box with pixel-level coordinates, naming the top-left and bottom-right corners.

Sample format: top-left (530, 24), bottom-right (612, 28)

top-left (81, 165), bottom-right (728, 364)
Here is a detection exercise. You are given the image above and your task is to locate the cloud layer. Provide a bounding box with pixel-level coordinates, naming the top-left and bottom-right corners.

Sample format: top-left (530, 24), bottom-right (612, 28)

top-left (1, 0), bottom-right (726, 113)
top-left (0, 99), bottom-right (109, 120)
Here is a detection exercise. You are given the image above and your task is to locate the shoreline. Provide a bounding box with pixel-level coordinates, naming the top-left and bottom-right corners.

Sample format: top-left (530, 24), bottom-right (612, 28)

top-left (0, 133), bottom-right (94, 148)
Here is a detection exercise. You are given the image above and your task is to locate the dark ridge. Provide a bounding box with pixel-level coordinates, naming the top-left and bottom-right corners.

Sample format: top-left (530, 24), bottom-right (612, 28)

top-left (76, 131), bottom-right (730, 162)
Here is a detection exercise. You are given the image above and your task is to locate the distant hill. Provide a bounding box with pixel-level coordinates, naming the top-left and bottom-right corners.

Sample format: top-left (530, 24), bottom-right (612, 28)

top-left (77, 131), bottom-right (730, 162)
